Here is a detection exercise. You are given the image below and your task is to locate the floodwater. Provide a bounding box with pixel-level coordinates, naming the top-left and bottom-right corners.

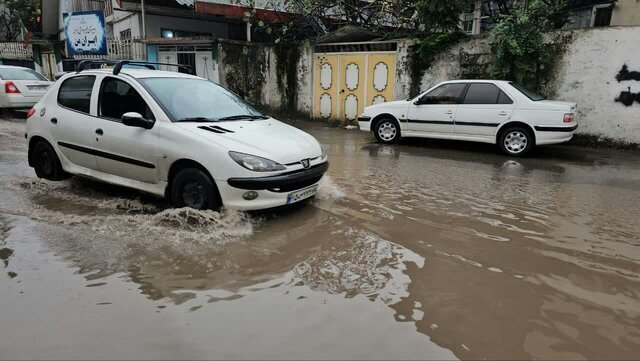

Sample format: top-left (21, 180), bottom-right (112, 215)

top-left (1, 115), bottom-right (639, 360)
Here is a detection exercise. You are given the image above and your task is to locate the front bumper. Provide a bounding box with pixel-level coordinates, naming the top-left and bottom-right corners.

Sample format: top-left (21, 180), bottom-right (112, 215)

top-left (358, 116), bottom-right (372, 132)
top-left (219, 162), bottom-right (329, 210)
top-left (228, 162), bottom-right (329, 191)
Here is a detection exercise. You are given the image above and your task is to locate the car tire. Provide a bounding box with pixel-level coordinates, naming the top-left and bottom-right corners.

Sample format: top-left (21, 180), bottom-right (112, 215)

top-left (32, 140), bottom-right (70, 181)
top-left (170, 168), bottom-right (222, 210)
top-left (499, 126), bottom-right (534, 157)
top-left (373, 118), bottom-right (400, 144)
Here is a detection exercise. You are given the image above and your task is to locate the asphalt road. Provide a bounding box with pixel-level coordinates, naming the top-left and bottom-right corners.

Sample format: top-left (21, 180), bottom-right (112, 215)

top-left (1, 114), bottom-right (639, 359)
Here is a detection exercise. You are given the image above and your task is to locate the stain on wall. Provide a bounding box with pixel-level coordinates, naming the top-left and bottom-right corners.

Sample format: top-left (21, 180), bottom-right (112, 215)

top-left (615, 64), bottom-right (640, 82)
top-left (615, 64), bottom-right (640, 107)
top-left (615, 87), bottom-right (640, 106)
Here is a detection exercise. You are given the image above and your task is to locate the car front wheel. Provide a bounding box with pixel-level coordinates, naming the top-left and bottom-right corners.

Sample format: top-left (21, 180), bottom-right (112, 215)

top-left (170, 168), bottom-right (222, 210)
top-left (374, 118), bottom-right (400, 144)
top-left (499, 127), bottom-right (534, 157)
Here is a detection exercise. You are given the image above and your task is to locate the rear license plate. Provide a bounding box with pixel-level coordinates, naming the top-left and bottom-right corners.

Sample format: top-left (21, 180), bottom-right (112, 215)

top-left (27, 85), bottom-right (48, 91)
top-left (287, 185), bottom-right (318, 204)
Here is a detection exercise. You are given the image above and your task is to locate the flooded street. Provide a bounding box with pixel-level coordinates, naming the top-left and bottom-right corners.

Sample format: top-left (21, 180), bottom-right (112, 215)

top-left (1, 115), bottom-right (639, 359)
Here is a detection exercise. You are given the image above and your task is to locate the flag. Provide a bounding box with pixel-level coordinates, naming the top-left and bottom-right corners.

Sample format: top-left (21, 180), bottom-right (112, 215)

top-left (19, 18), bottom-right (31, 48)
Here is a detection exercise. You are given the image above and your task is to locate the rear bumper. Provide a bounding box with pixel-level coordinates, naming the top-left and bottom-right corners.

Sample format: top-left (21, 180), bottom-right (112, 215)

top-left (0, 94), bottom-right (40, 108)
top-left (534, 124), bottom-right (578, 145)
top-left (227, 162), bottom-right (329, 191)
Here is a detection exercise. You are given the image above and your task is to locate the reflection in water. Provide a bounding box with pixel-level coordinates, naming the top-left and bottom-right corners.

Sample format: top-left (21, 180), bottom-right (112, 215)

top-left (295, 228), bottom-right (423, 303)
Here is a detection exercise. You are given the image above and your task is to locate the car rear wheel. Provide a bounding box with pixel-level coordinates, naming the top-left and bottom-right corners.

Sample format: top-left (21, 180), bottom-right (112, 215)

top-left (499, 127), bottom-right (534, 157)
top-left (170, 168), bottom-right (222, 210)
top-left (32, 140), bottom-right (70, 181)
top-left (374, 118), bottom-right (400, 144)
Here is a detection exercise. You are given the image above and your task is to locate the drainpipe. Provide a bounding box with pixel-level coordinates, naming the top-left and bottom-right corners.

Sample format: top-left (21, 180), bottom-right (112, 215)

top-left (246, 22), bottom-right (252, 42)
top-left (141, 0), bottom-right (147, 39)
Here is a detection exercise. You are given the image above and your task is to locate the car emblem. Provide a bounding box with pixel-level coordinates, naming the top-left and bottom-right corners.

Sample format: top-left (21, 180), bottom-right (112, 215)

top-left (300, 158), bottom-right (310, 169)
top-left (40, 108), bottom-right (46, 117)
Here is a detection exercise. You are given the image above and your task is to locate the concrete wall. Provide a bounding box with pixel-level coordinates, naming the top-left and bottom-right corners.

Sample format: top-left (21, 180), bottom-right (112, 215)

top-left (555, 26), bottom-right (640, 143)
top-left (215, 27), bottom-right (640, 143)
top-left (393, 27), bottom-right (640, 144)
top-left (216, 41), bottom-right (314, 115)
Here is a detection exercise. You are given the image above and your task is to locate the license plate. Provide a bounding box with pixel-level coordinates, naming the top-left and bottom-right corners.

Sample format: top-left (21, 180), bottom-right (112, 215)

top-left (27, 85), bottom-right (48, 91)
top-left (287, 185), bottom-right (318, 204)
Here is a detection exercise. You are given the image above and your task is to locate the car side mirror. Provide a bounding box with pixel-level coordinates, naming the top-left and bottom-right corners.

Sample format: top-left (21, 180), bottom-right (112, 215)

top-left (122, 112), bottom-right (154, 129)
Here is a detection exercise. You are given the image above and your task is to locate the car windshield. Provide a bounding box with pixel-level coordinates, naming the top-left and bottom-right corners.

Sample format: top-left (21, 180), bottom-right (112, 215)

top-left (0, 68), bottom-right (47, 81)
top-left (510, 82), bottom-right (546, 101)
top-left (139, 77), bottom-right (267, 122)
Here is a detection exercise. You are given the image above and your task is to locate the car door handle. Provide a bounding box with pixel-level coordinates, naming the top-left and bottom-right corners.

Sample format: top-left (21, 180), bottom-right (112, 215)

top-left (50, 117), bottom-right (57, 124)
top-left (95, 128), bottom-right (103, 135)
top-left (499, 111), bottom-right (508, 116)
top-left (445, 110), bottom-right (453, 115)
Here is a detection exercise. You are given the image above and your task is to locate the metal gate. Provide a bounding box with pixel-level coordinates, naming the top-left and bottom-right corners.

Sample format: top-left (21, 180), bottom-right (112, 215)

top-left (313, 42), bottom-right (397, 123)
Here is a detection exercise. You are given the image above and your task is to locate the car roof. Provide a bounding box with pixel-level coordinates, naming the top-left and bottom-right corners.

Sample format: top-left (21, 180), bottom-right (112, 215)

top-left (442, 79), bottom-right (512, 85)
top-left (0, 65), bottom-right (34, 70)
top-left (78, 68), bottom-right (202, 79)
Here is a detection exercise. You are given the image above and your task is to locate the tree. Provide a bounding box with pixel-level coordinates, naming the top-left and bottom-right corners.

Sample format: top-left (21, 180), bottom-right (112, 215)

top-left (489, 0), bottom-right (563, 88)
top-left (0, 0), bottom-right (40, 41)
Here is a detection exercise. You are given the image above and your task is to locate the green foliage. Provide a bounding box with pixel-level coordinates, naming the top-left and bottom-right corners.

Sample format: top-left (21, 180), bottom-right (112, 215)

top-left (0, 0), bottom-right (40, 40)
top-left (488, 0), bottom-right (564, 90)
top-left (415, 0), bottom-right (472, 32)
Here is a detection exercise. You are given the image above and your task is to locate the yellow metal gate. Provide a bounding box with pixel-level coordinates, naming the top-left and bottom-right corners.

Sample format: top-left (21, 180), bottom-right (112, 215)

top-left (313, 51), bottom-right (396, 123)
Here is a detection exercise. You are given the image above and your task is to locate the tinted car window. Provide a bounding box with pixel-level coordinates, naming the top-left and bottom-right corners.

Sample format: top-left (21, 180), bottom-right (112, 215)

top-left (99, 77), bottom-right (154, 120)
top-left (463, 83), bottom-right (505, 104)
top-left (510, 82), bottom-right (546, 101)
top-left (0, 68), bottom-right (47, 81)
top-left (58, 76), bottom-right (95, 113)
top-left (419, 83), bottom-right (467, 105)
top-left (497, 91), bottom-right (513, 104)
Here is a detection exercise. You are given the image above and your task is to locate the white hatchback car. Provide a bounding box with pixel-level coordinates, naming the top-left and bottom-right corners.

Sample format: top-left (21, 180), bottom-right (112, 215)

top-left (26, 61), bottom-right (328, 211)
top-left (0, 65), bottom-right (52, 109)
top-left (358, 80), bottom-right (578, 156)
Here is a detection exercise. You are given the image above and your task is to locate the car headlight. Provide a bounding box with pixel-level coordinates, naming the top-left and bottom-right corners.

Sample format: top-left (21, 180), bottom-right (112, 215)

top-left (321, 146), bottom-right (327, 160)
top-left (229, 151), bottom-right (286, 172)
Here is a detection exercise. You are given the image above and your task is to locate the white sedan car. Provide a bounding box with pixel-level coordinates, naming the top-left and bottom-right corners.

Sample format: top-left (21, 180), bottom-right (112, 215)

top-left (0, 65), bottom-right (52, 109)
top-left (26, 61), bottom-right (328, 211)
top-left (358, 80), bottom-right (577, 156)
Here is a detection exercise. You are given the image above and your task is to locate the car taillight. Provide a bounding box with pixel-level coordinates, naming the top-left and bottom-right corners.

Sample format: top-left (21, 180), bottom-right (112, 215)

top-left (5, 81), bottom-right (21, 94)
top-left (563, 113), bottom-right (574, 123)
top-left (27, 107), bottom-right (36, 118)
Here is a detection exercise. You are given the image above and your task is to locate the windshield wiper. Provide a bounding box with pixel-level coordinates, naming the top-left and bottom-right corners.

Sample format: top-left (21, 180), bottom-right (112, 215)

top-left (177, 117), bottom-right (217, 122)
top-left (217, 115), bottom-right (269, 121)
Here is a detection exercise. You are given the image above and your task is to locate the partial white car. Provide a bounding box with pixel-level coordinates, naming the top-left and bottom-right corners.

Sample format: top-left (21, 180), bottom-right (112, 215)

top-left (26, 62), bottom-right (328, 211)
top-left (0, 65), bottom-right (52, 109)
top-left (358, 80), bottom-right (577, 156)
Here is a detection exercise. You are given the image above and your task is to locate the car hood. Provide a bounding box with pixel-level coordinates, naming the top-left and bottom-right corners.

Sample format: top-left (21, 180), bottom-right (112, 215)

top-left (370, 100), bottom-right (408, 109)
top-left (176, 118), bottom-right (323, 165)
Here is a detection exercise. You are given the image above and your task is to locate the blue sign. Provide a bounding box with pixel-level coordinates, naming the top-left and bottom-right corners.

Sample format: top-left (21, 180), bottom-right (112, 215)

top-left (64, 11), bottom-right (107, 56)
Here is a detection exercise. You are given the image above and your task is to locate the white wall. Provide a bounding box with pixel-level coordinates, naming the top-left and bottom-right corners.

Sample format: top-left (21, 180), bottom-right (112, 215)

top-left (555, 26), bottom-right (640, 143)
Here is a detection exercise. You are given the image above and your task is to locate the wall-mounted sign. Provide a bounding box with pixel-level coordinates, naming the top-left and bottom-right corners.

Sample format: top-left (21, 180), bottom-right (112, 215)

top-left (63, 11), bottom-right (107, 56)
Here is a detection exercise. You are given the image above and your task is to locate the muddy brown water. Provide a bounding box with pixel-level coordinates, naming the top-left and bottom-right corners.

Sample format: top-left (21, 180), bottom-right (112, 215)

top-left (1, 116), bottom-right (639, 359)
